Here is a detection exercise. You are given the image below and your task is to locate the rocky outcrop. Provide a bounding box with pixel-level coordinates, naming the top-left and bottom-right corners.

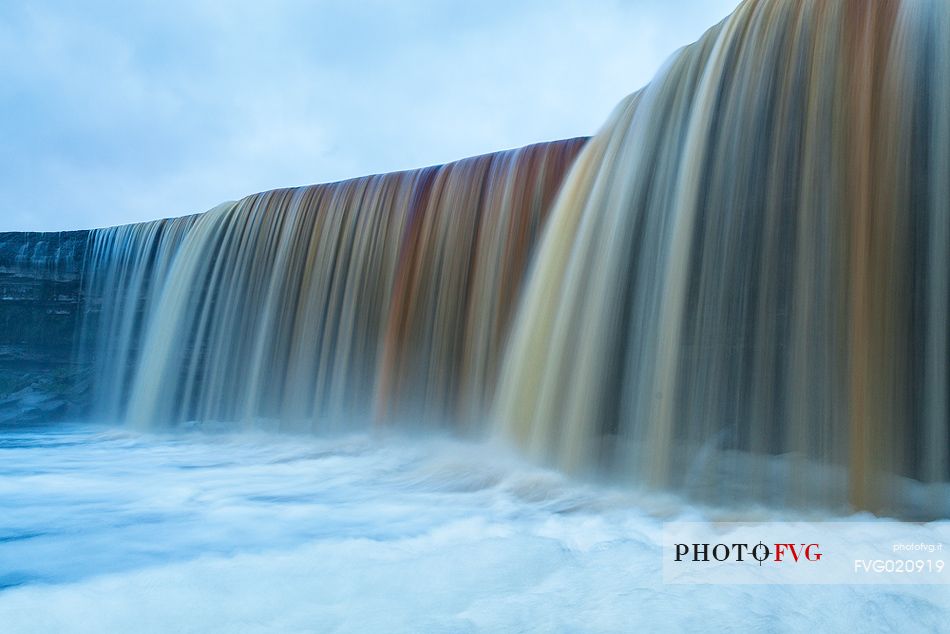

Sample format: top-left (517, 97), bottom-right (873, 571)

top-left (0, 231), bottom-right (90, 425)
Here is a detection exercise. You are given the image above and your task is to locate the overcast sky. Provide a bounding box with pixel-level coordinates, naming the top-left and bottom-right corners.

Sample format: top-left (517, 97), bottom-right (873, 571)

top-left (1, 0), bottom-right (739, 231)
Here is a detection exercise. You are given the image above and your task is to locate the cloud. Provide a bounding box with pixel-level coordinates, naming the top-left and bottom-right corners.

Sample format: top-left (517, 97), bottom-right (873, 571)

top-left (0, 0), bottom-right (739, 231)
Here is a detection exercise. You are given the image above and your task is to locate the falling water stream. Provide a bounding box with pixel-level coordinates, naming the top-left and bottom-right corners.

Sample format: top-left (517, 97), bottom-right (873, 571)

top-left (75, 0), bottom-right (950, 518)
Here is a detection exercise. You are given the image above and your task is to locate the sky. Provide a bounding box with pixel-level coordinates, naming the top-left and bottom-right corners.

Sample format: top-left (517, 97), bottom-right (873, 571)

top-left (0, 0), bottom-right (739, 231)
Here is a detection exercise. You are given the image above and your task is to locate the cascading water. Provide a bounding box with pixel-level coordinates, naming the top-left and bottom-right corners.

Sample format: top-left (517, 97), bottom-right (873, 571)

top-left (81, 214), bottom-right (199, 420)
top-left (75, 0), bottom-right (948, 517)
top-left (497, 0), bottom-right (949, 516)
top-left (81, 140), bottom-right (585, 431)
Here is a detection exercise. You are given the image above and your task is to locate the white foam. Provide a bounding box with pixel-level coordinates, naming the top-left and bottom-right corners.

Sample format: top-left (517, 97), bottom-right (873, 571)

top-left (0, 424), bottom-right (947, 632)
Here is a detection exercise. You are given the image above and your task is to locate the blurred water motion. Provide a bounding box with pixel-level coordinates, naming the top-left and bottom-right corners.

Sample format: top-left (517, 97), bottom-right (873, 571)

top-left (497, 0), bottom-right (949, 515)
top-left (82, 140), bottom-right (585, 430)
top-left (74, 0), bottom-right (949, 516)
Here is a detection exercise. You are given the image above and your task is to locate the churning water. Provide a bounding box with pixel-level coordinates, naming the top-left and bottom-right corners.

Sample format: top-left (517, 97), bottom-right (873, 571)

top-left (0, 424), bottom-right (948, 633)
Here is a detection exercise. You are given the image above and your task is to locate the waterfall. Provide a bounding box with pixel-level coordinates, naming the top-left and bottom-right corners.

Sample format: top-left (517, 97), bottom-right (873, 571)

top-left (81, 140), bottom-right (585, 431)
top-left (73, 0), bottom-right (950, 516)
top-left (496, 0), bottom-right (949, 516)
top-left (81, 214), bottom-right (199, 419)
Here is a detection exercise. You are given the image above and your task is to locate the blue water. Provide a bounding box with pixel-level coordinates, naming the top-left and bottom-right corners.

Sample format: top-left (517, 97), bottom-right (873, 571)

top-left (0, 424), bottom-right (947, 633)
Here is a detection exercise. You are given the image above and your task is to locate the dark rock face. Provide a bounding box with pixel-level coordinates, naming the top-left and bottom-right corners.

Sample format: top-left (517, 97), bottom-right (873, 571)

top-left (0, 231), bottom-right (91, 425)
